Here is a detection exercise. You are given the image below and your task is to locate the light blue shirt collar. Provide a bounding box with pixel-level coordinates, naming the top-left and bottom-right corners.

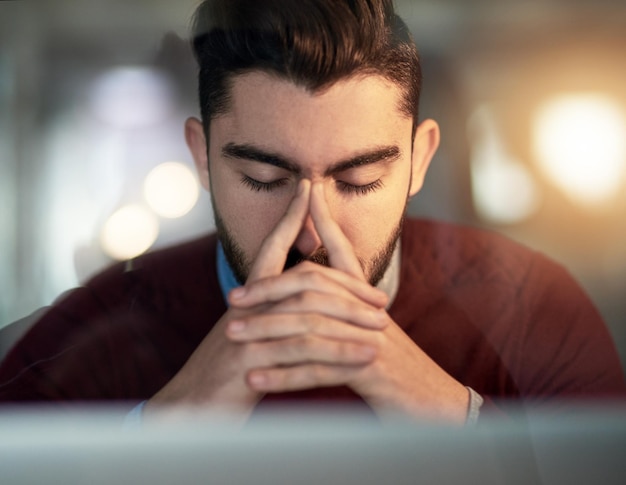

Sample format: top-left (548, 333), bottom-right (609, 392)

top-left (217, 239), bottom-right (401, 310)
top-left (216, 241), bottom-right (241, 306)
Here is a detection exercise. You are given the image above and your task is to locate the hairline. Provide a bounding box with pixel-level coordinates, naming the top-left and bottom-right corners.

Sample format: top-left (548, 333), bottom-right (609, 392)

top-left (201, 67), bottom-right (416, 136)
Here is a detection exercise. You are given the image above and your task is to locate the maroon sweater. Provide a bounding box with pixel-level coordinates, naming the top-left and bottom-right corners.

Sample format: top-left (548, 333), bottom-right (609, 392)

top-left (0, 219), bottom-right (623, 413)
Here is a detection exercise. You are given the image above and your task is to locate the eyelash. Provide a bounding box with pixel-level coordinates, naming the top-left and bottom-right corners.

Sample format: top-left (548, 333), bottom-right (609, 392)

top-left (240, 176), bottom-right (384, 196)
top-left (241, 176), bottom-right (289, 192)
top-left (336, 179), bottom-right (384, 196)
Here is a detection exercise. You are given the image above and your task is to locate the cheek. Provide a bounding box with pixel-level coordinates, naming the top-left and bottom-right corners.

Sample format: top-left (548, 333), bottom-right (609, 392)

top-left (213, 180), bottom-right (292, 257)
top-left (330, 182), bottom-right (407, 258)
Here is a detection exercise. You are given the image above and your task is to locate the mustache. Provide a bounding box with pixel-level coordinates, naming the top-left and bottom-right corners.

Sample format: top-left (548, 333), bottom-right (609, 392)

top-left (284, 247), bottom-right (330, 271)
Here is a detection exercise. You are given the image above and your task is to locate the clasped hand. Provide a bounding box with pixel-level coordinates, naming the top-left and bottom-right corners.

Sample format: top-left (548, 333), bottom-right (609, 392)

top-left (149, 180), bottom-right (468, 424)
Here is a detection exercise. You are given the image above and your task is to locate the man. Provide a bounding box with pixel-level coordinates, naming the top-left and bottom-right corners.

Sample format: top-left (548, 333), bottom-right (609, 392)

top-left (0, 0), bottom-right (623, 424)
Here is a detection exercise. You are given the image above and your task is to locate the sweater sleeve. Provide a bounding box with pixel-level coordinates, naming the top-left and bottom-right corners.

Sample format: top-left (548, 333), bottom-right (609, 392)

top-left (0, 235), bottom-right (221, 404)
top-left (511, 252), bottom-right (625, 402)
top-left (0, 285), bottom-right (122, 402)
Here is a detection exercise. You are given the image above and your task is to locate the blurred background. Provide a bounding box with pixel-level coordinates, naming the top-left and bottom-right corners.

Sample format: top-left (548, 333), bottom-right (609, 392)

top-left (1, 0), bottom-right (625, 372)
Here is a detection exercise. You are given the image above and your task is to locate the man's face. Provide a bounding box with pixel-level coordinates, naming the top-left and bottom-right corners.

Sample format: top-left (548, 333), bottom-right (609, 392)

top-left (202, 72), bottom-right (422, 284)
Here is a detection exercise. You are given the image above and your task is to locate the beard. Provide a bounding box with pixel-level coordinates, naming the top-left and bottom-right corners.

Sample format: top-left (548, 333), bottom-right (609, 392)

top-left (213, 202), bottom-right (403, 287)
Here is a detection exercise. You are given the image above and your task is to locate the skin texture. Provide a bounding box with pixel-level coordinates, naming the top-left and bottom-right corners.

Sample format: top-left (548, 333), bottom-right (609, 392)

top-left (206, 73), bottom-right (422, 284)
top-left (146, 72), bottom-right (469, 424)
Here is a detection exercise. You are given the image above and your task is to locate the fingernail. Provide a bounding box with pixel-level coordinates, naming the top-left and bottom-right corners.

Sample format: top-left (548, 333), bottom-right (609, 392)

top-left (375, 288), bottom-right (388, 299)
top-left (314, 182), bottom-right (325, 198)
top-left (228, 320), bottom-right (246, 333)
top-left (297, 179), bottom-right (307, 195)
top-left (248, 373), bottom-right (267, 388)
top-left (230, 287), bottom-right (247, 300)
top-left (375, 309), bottom-right (388, 325)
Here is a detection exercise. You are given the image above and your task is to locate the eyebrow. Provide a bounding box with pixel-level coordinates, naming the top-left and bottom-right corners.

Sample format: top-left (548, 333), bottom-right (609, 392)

top-left (324, 146), bottom-right (401, 176)
top-left (222, 143), bottom-right (301, 174)
top-left (221, 142), bottom-right (401, 176)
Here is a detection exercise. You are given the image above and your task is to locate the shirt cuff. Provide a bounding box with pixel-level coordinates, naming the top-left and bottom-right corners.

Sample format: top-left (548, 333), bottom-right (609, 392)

top-left (123, 400), bottom-right (147, 429)
top-left (465, 386), bottom-right (483, 425)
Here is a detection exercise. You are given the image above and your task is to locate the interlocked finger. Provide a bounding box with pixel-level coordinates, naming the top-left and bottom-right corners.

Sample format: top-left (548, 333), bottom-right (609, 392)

top-left (246, 179), bottom-right (311, 283)
top-left (245, 335), bottom-right (377, 369)
top-left (227, 312), bottom-right (386, 342)
top-left (247, 362), bottom-right (367, 392)
top-left (230, 263), bottom-right (388, 310)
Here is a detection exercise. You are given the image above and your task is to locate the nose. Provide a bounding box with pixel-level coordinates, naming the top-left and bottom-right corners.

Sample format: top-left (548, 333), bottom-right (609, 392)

top-left (293, 214), bottom-right (322, 257)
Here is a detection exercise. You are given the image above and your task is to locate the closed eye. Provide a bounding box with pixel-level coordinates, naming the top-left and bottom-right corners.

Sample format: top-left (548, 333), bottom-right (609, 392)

top-left (241, 175), bottom-right (384, 195)
top-left (336, 179), bottom-right (384, 196)
top-left (241, 175), bottom-right (289, 192)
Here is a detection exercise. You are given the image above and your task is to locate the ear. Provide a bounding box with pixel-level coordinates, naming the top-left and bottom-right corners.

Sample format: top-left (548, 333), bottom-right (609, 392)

top-left (185, 117), bottom-right (210, 192)
top-left (409, 118), bottom-right (440, 197)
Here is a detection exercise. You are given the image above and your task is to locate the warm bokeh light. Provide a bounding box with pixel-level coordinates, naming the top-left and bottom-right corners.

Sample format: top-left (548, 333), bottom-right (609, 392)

top-left (468, 105), bottom-right (540, 224)
top-left (143, 162), bottom-right (200, 218)
top-left (471, 162), bottom-right (539, 225)
top-left (532, 94), bottom-right (626, 206)
top-left (100, 205), bottom-right (159, 260)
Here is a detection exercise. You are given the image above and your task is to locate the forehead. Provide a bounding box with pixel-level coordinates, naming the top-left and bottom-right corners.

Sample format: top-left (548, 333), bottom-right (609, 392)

top-left (210, 71), bottom-right (412, 169)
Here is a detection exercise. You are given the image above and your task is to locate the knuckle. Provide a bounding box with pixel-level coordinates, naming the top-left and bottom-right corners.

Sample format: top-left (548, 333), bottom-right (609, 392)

top-left (248, 277), bottom-right (273, 297)
top-left (305, 270), bottom-right (325, 287)
top-left (305, 364), bottom-right (325, 384)
top-left (292, 291), bottom-right (308, 305)
top-left (293, 336), bottom-right (313, 357)
top-left (290, 290), bottom-right (315, 306)
top-left (274, 337), bottom-right (305, 362)
top-left (305, 313), bottom-right (322, 333)
top-left (297, 261), bottom-right (316, 272)
top-left (334, 341), bottom-right (351, 361)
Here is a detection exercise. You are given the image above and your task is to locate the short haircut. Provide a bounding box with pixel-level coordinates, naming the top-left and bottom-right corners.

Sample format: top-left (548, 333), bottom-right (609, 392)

top-left (191, 0), bottom-right (422, 136)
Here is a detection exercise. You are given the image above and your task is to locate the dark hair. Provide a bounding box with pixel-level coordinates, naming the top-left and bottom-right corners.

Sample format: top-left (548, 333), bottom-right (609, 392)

top-left (191, 0), bottom-right (421, 135)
